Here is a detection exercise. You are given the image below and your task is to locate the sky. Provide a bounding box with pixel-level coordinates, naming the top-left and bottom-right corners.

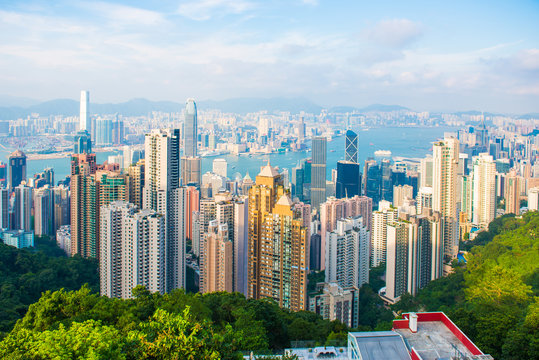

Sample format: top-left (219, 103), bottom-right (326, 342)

top-left (0, 0), bottom-right (538, 113)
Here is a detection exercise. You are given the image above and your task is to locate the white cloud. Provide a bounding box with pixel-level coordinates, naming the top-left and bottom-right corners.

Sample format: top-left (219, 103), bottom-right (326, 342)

top-left (301, 0), bottom-right (319, 6)
top-left (80, 2), bottom-right (165, 26)
top-left (364, 19), bottom-right (423, 48)
top-left (177, 0), bottom-right (254, 21)
top-left (514, 49), bottom-right (539, 71)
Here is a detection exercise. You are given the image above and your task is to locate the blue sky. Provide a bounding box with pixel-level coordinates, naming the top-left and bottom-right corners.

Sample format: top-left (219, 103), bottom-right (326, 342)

top-left (0, 0), bottom-right (538, 113)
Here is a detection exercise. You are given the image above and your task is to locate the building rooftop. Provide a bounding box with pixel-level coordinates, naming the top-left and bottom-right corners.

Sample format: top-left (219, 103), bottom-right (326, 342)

top-left (276, 194), bottom-right (293, 207)
top-left (393, 312), bottom-right (492, 360)
top-left (259, 162), bottom-right (279, 178)
top-left (9, 149), bottom-right (26, 158)
top-left (348, 331), bottom-right (411, 360)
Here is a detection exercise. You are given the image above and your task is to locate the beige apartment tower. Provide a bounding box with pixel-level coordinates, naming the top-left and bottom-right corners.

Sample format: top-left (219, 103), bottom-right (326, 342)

top-left (248, 163), bottom-right (308, 311)
top-left (200, 221), bottom-right (233, 293)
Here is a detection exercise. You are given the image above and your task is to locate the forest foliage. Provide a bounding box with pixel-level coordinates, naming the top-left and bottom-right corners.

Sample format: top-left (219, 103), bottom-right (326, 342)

top-left (0, 237), bottom-right (98, 337)
top-left (1, 213), bottom-right (538, 358)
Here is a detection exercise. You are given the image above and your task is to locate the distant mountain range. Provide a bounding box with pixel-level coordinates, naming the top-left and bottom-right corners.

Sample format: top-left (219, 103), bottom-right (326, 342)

top-left (0, 96), bottom-right (535, 120)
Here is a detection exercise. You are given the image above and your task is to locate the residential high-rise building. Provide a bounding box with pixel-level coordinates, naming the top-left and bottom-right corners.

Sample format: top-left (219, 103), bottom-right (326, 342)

top-left (416, 186), bottom-right (433, 214)
top-left (200, 221), bottom-right (233, 293)
top-left (234, 197), bottom-right (248, 295)
top-left (319, 196), bottom-right (372, 270)
top-left (196, 191), bottom-right (247, 291)
top-left (71, 170), bottom-right (127, 259)
top-left (192, 211), bottom-right (201, 256)
top-left (345, 130), bottom-right (359, 163)
top-left (127, 159), bottom-right (145, 208)
top-left (185, 186), bottom-right (200, 244)
top-left (393, 185), bottom-right (414, 208)
top-left (472, 153), bottom-right (496, 227)
top-left (14, 185), bottom-right (32, 232)
top-left (309, 283), bottom-right (359, 328)
top-left (335, 161), bottom-right (361, 199)
top-left (143, 129), bottom-right (180, 211)
top-left (34, 188), bottom-right (53, 236)
top-left (0, 187), bottom-right (9, 229)
top-left (184, 98), bottom-right (198, 158)
top-left (100, 201), bottom-right (166, 299)
top-left (528, 187), bottom-right (539, 211)
top-left (142, 128), bottom-right (185, 291)
top-left (71, 153), bottom-right (96, 177)
top-left (56, 225), bottom-right (71, 255)
top-left (432, 137), bottom-right (460, 260)
top-left (8, 150), bottom-right (26, 189)
top-left (371, 200), bottom-right (398, 267)
top-left (248, 163), bottom-right (308, 311)
top-left (505, 171), bottom-right (522, 215)
top-left (80, 90), bottom-right (90, 134)
top-left (53, 185), bottom-right (70, 234)
top-left (384, 212), bottom-right (444, 304)
top-left (311, 136), bottom-right (327, 211)
top-left (420, 157), bottom-right (433, 188)
top-left (325, 216), bottom-right (369, 289)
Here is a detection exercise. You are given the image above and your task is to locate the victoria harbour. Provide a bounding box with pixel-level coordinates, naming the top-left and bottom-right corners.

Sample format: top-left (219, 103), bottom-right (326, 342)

top-left (17, 125), bottom-right (456, 182)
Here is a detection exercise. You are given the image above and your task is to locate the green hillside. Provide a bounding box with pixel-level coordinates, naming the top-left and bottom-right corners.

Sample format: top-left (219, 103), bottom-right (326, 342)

top-left (393, 212), bottom-right (539, 359)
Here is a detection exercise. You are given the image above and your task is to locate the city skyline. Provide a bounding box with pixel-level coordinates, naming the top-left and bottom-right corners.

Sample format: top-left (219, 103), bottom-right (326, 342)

top-left (0, 1), bottom-right (538, 113)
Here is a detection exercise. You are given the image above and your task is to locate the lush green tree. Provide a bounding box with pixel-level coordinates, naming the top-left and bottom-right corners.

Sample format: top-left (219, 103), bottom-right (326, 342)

top-left (127, 308), bottom-right (223, 360)
top-left (0, 320), bottom-right (127, 359)
top-left (0, 242), bottom-right (98, 336)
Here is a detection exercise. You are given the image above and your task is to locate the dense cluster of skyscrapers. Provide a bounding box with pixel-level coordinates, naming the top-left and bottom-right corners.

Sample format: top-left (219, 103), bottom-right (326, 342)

top-left (2, 90), bottom-right (538, 329)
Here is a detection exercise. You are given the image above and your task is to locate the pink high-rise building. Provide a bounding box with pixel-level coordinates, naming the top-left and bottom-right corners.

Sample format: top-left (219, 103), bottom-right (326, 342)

top-left (320, 196), bottom-right (372, 270)
top-left (185, 186), bottom-right (199, 241)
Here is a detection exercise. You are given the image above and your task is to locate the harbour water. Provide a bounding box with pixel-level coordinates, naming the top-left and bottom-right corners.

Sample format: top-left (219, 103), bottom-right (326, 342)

top-left (6, 126), bottom-right (457, 183)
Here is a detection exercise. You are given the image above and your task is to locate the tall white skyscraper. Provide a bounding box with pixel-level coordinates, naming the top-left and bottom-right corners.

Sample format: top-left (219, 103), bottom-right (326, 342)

top-left (432, 137), bottom-right (460, 260)
top-left (371, 201), bottom-right (398, 267)
top-left (528, 187), bottom-right (539, 212)
top-left (472, 153), bottom-right (496, 227)
top-left (80, 90), bottom-right (90, 134)
top-left (325, 216), bottom-right (369, 289)
top-left (184, 98), bottom-right (198, 158)
top-left (100, 201), bottom-right (166, 299)
top-left (416, 187), bottom-right (433, 214)
top-left (143, 129), bottom-right (183, 292)
top-left (384, 212), bottom-right (444, 304)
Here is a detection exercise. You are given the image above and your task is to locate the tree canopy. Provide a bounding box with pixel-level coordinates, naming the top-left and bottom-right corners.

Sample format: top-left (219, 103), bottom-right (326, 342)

top-left (394, 211), bottom-right (539, 359)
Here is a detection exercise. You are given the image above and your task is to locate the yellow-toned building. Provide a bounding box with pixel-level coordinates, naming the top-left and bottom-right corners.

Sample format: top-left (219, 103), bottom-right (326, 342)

top-left (248, 163), bottom-right (308, 311)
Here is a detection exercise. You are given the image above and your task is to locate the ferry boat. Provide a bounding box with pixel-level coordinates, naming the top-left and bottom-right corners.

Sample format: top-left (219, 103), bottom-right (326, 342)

top-left (374, 150), bottom-right (392, 157)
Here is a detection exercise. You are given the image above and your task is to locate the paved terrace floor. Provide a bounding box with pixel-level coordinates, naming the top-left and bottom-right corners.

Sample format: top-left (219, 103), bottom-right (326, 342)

top-left (395, 321), bottom-right (475, 360)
